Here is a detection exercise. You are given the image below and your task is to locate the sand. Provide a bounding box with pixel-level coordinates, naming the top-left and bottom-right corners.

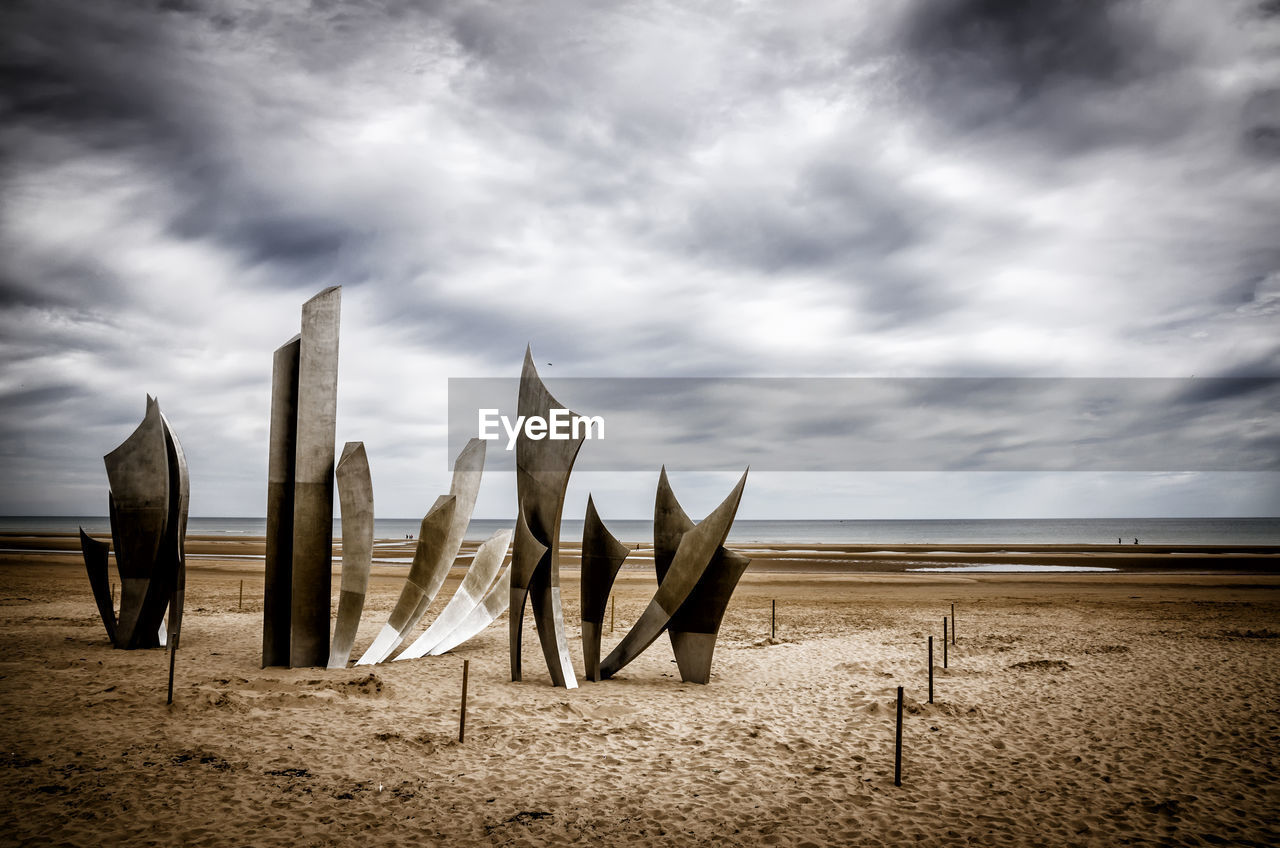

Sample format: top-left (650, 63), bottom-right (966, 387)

top-left (1, 535), bottom-right (1278, 847)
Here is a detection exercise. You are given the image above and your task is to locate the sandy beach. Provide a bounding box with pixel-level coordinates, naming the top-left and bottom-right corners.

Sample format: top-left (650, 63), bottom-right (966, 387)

top-left (2, 534), bottom-right (1278, 846)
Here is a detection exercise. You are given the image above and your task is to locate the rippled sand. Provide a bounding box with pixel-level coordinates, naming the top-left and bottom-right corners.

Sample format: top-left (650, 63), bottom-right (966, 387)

top-left (1, 538), bottom-right (1278, 846)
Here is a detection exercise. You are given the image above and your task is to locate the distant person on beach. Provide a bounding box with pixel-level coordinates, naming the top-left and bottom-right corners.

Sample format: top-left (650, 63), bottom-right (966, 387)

top-left (1134, 538), bottom-right (1139, 544)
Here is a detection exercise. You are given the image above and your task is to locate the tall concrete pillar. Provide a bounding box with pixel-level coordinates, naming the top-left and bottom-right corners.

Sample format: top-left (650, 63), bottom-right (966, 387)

top-left (289, 286), bottom-right (341, 668)
top-left (262, 336), bottom-right (300, 667)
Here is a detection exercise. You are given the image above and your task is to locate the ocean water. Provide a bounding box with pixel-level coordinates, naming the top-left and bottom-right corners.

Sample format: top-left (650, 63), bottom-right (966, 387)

top-left (4, 515), bottom-right (1279, 545)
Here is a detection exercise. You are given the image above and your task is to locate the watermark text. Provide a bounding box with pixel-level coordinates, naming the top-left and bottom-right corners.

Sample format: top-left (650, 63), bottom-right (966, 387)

top-left (478, 408), bottom-right (605, 450)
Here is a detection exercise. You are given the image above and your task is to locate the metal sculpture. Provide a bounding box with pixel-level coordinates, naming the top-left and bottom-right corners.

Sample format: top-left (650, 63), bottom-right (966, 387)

top-left (79, 395), bottom-right (188, 649)
top-left (327, 442), bottom-right (373, 669)
top-left (653, 468), bottom-right (751, 684)
top-left (429, 560), bottom-right (515, 656)
top-left (356, 495), bottom-right (456, 664)
top-left (580, 496), bottom-right (630, 681)
top-left (262, 335), bottom-right (300, 667)
top-left (262, 286), bottom-right (342, 668)
top-left (397, 527), bottom-right (513, 660)
top-left (356, 438), bottom-right (485, 665)
top-left (290, 287), bottom-right (341, 668)
top-left (511, 349), bottom-right (583, 688)
top-left (79, 529), bottom-right (115, 644)
top-left (599, 469), bottom-right (747, 680)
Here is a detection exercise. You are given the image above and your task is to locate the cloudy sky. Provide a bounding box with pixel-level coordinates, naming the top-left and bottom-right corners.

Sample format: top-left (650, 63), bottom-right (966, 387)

top-left (2, 0), bottom-right (1278, 521)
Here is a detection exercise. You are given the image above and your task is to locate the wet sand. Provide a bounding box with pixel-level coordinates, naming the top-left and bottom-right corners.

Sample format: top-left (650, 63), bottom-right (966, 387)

top-left (5, 531), bottom-right (1277, 573)
top-left (1, 535), bottom-right (1278, 846)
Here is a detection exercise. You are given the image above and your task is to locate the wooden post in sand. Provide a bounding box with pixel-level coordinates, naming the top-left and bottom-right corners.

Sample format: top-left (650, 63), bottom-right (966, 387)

top-left (458, 659), bottom-right (470, 743)
top-left (928, 636), bottom-right (934, 704)
top-left (894, 686), bottom-right (904, 786)
top-left (943, 618), bottom-right (948, 669)
top-left (239, 580), bottom-right (244, 610)
top-left (167, 642), bottom-right (177, 704)
top-left (166, 607), bottom-right (179, 705)
top-left (771, 599), bottom-right (776, 639)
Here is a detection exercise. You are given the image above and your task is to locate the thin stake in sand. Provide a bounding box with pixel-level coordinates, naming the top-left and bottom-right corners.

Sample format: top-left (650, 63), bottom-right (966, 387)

top-left (239, 580), bottom-right (243, 610)
top-left (458, 659), bottom-right (470, 743)
top-left (928, 636), bottom-right (934, 704)
top-left (166, 595), bottom-right (179, 705)
top-left (894, 685), bottom-right (904, 786)
top-left (943, 617), bottom-right (948, 669)
top-left (771, 599), bottom-right (776, 639)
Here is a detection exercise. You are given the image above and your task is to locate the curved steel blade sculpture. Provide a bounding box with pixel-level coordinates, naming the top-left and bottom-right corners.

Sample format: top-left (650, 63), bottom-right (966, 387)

top-left (599, 469), bottom-right (748, 680)
top-left (81, 396), bottom-right (189, 649)
top-left (356, 438), bottom-right (485, 665)
top-left (430, 560), bottom-right (514, 656)
top-left (328, 442), bottom-right (374, 669)
top-left (654, 468), bottom-right (751, 684)
top-left (580, 496), bottom-right (630, 681)
top-left (509, 510), bottom-right (548, 676)
top-left (159, 407), bottom-right (189, 652)
top-left (511, 349), bottom-right (583, 688)
top-left (355, 494), bottom-right (456, 665)
top-left (104, 396), bottom-right (169, 648)
top-left (79, 527), bottom-right (115, 644)
top-left (397, 527), bottom-right (513, 660)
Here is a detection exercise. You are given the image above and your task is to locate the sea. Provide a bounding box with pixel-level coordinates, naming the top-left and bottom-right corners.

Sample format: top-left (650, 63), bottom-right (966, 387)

top-left (4, 516), bottom-right (1279, 545)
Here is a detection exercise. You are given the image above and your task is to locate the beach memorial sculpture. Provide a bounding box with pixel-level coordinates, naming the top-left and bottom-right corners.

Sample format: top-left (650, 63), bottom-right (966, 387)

top-left (355, 495), bottom-right (455, 663)
top-left (510, 349), bottom-right (582, 688)
top-left (427, 559), bottom-right (515, 656)
top-left (396, 527), bottom-right (513, 660)
top-left (80, 530), bottom-right (116, 644)
top-left (327, 441), bottom-right (374, 669)
top-left (356, 438), bottom-right (486, 665)
top-left (651, 468), bottom-right (752, 684)
top-left (262, 286), bottom-right (341, 668)
top-left (598, 468), bottom-right (749, 682)
top-left (79, 395), bottom-right (189, 650)
top-left (580, 496), bottom-right (631, 681)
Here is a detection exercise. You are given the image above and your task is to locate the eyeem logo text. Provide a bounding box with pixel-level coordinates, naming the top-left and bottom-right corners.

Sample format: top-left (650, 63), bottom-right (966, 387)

top-left (478, 408), bottom-right (605, 450)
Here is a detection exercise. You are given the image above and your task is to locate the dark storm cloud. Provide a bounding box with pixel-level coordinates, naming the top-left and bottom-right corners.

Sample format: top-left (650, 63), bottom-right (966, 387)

top-left (0, 0), bottom-right (430, 294)
top-left (900, 0), bottom-right (1152, 92)
top-left (677, 158), bottom-right (924, 274)
top-left (0, 382), bottom-right (86, 407)
top-left (894, 0), bottom-right (1190, 145)
top-left (167, 194), bottom-right (368, 278)
top-left (0, 2), bottom-right (179, 143)
top-left (1243, 89), bottom-right (1280, 158)
top-left (893, 0), bottom-right (1280, 187)
top-left (1175, 377), bottom-right (1278, 405)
